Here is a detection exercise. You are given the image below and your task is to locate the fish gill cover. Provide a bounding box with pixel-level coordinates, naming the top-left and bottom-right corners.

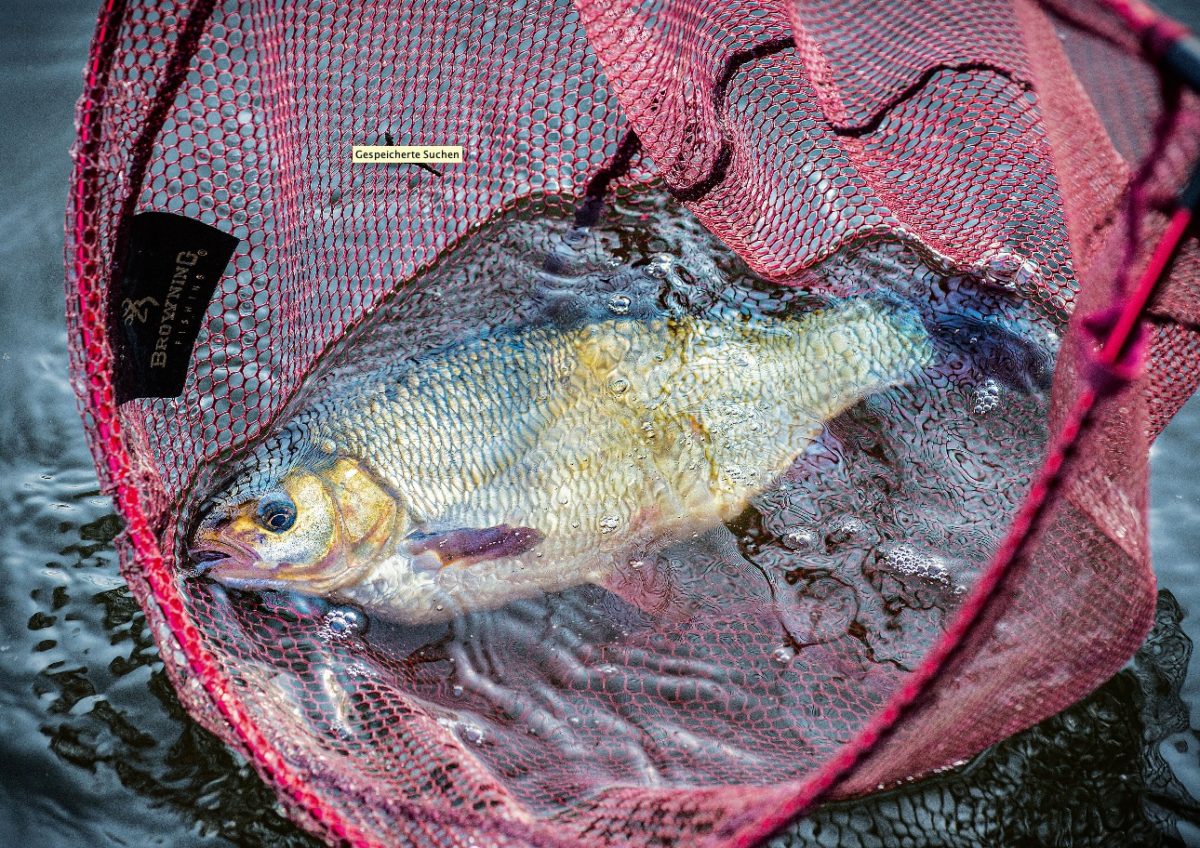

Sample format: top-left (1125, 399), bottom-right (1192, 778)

top-left (64, 0), bottom-right (1200, 845)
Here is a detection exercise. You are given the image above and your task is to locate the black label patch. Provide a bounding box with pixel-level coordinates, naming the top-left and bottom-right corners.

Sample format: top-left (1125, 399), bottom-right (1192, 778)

top-left (112, 212), bottom-right (239, 403)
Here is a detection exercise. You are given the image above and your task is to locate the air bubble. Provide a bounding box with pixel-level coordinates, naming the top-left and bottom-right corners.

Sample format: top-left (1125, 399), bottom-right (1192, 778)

top-left (645, 252), bottom-right (673, 279)
top-left (1014, 258), bottom-right (1039, 289)
top-left (608, 376), bottom-right (630, 396)
top-left (981, 251), bottom-right (1037, 292)
top-left (825, 516), bottom-right (869, 548)
top-left (881, 543), bottom-right (951, 583)
top-left (599, 515), bottom-right (620, 533)
top-left (607, 293), bottom-right (631, 315)
top-left (772, 646), bottom-right (795, 664)
top-left (324, 606), bottom-right (367, 637)
top-left (973, 378), bottom-right (1000, 415)
top-left (781, 528), bottom-right (819, 552)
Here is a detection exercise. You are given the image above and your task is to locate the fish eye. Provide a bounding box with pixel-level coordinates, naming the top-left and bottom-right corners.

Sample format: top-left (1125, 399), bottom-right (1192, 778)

top-left (256, 494), bottom-right (297, 533)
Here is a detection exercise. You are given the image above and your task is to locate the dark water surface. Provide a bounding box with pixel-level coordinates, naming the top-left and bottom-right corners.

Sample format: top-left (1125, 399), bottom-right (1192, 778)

top-left (2, 2), bottom-right (1199, 846)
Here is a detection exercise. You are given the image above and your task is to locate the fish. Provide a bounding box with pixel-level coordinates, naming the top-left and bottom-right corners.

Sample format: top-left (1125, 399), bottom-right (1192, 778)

top-left (189, 299), bottom-right (932, 624)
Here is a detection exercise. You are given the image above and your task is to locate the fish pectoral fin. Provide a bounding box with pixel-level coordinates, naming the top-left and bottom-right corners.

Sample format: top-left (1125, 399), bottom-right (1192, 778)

top-left (403, 524), bottom-right (545, 568)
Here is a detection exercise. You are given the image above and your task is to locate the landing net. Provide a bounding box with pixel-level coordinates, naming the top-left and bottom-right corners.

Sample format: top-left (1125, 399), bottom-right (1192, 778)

top-left (66, 0), bottom-right (1200, 844)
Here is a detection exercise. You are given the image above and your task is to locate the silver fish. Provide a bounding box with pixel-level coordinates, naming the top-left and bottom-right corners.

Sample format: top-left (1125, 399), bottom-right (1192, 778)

top-left (190, 299), bottom-right (931, 623)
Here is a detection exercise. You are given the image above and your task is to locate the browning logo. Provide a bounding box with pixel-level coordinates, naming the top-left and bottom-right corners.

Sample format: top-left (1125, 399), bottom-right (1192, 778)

top-left (150, 249), bottom-right (206, 368)
top-left (114, 211), bottom-right (238, 402)
top-left (121, 296), bottom-right (159, 324)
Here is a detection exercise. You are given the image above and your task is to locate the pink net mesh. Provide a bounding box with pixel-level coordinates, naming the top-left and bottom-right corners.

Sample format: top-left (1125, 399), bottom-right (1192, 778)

top-left (65, 0), bottom-right (1200, 844)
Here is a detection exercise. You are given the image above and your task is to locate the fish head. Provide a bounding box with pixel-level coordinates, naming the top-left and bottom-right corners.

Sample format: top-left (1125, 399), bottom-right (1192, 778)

top-left (190, 449), bottom-right (400, 595)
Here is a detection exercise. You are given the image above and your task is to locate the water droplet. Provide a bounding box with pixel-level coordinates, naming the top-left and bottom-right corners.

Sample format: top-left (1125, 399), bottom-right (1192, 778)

top-left (435, 604), bottom-right (445, 612)
top-left (772, 646), bottom-right (795, 664)
top-left (607, 293), bottom-right (631, 315)
top-left (599, 515), bottom-right (620, 534)
top-left (1015, 258), bottom-right (1039, 289)
top-left (984, 251), bottom-right (1021, 279)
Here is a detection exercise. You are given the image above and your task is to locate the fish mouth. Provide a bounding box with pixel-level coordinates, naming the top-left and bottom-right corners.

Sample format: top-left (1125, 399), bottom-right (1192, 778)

top-left (204, 561), bottom-right (292, 590)
top-left (188, 532), bottom-right (350, 594)
top-left (194, 554), bottom-right (292, 591)
top-left (188, 531), bottom-right (254, 566)
top-left (187, 534), bottom-right (283, 588)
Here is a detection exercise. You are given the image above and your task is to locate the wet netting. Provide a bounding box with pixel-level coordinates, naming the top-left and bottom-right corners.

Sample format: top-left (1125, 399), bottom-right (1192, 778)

top-left (66, 0), bottom-right (1200, 845)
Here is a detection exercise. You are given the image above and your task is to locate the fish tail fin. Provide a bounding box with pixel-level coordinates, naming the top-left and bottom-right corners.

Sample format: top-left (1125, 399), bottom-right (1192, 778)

top-left (927, 311), bottom-right (1053, 393)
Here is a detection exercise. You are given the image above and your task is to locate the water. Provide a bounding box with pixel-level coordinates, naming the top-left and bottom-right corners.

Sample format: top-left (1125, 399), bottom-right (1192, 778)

top-left (2, 2), bottom-right (1199, 845)
top-left (173, 188), bottom-right (1052, 811)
